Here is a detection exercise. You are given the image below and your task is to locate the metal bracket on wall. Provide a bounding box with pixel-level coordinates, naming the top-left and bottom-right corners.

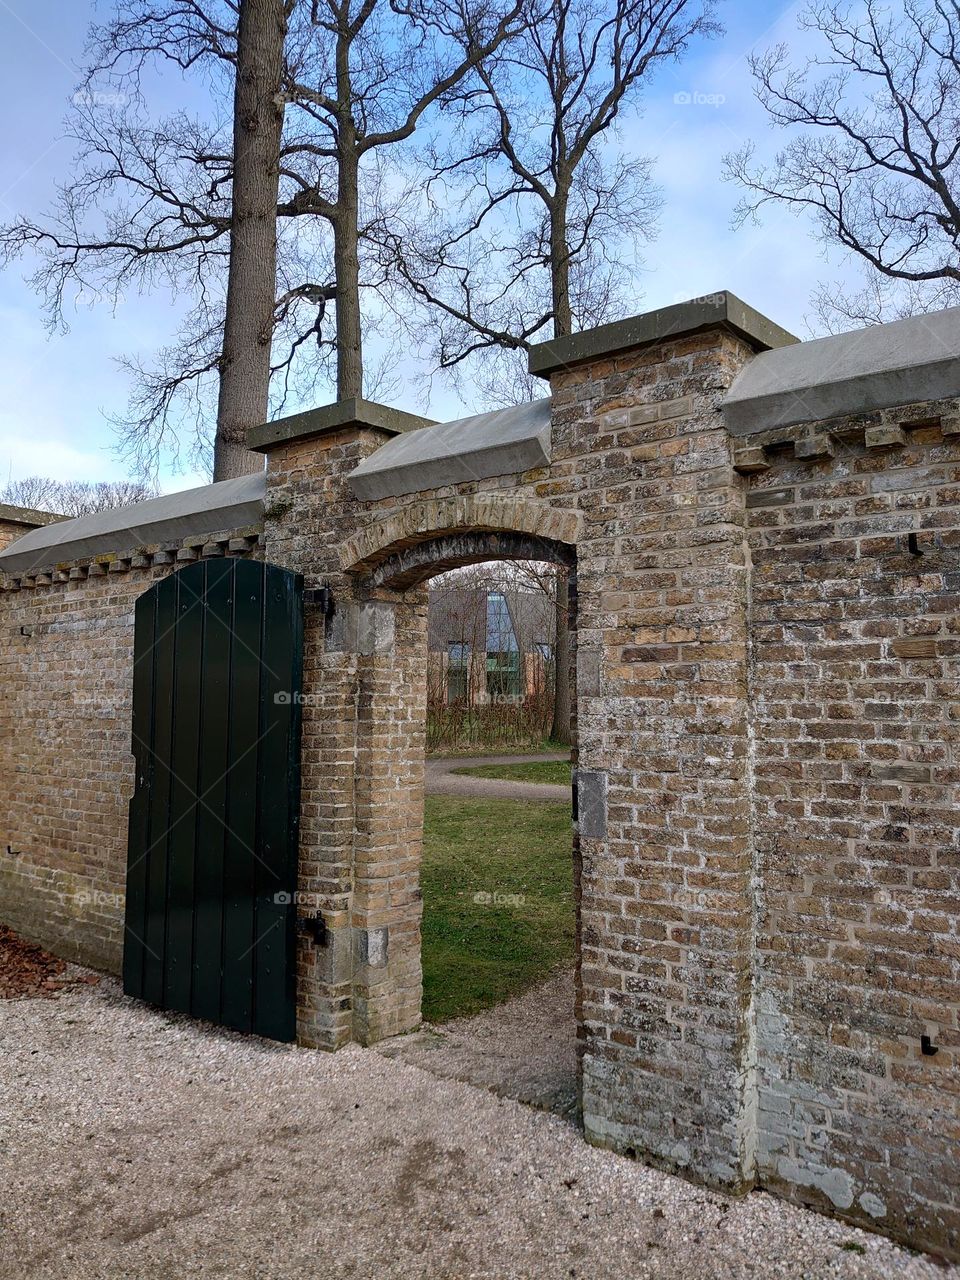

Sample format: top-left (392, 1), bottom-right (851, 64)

top-left (304, 586), bottom-right (336, 620)
top-left (300, 915), bottom-right (328, 947)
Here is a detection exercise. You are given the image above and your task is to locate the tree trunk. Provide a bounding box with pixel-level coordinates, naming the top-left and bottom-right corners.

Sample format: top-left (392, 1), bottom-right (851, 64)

top-left (550, 568), bottom-right (571, 745)
top-left (550, 191), bottom-right (573, 337)
top-left (213, 0), bottom-right (289, 481)
top-left (549, 189), bottom-right (572, 743)
top-left (334, 151), bottom-right (363, 400)
top-left (334, 24), bottom-right (363, 401)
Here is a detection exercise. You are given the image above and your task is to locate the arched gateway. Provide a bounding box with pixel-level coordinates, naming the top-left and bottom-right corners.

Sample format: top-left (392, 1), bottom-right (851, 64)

top-left (338, 513), bottom-right (581, 1039)
top-left (246, 299), bottom-right (782, 1199)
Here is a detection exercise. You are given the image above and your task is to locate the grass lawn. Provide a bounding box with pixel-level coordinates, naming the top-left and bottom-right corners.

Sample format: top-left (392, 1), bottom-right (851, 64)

top-left (451, 759), bottom-right (572, 786)
top-left (426, 737), bottom-right (569, 760)
top-left (420, 795), bottom-right (575, 1023)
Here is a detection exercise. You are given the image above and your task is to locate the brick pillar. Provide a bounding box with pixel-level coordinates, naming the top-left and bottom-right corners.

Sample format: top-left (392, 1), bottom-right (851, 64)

top-left (250, 400), bottom-right (433, 1049)
top-left (351, 593), bottom-right (427, 1042)
top-left (531, 296), bottom-right (794, 1191)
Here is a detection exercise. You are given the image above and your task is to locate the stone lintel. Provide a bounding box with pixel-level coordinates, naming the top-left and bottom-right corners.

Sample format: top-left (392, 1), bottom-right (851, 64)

top-left (528, 292), bottom-right (798, 379)
top-left (248, 397), bottom-right (435, 452)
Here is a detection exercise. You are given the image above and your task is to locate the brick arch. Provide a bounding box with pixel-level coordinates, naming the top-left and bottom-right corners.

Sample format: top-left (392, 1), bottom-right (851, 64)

top-left (340, 495), bottom-right (581, 584)
top-left (360, 530), bottom-right (576, 590)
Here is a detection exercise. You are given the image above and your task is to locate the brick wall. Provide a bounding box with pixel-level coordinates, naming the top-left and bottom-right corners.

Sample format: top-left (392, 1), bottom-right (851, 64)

top-left (0, 536), bottom-right (261, 971)
top-left (740, 403), bottom-right (960, 1254)
top-left (0, 520), bottom-right (29, 553)
top-left (1, 315), bottom-right (957, 1259)
top-left (257, 342), bottom-right (958, 1254)
top-left (0, 509), bottom-right (62, 553)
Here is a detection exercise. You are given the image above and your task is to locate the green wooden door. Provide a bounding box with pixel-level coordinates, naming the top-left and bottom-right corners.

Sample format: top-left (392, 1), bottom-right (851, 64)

top-left (122, 558), bottom-right (303, 1041)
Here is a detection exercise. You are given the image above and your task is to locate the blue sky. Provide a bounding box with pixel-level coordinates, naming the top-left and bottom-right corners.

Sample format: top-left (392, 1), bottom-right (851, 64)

top-left (0, 0), bottom-right (862, 493)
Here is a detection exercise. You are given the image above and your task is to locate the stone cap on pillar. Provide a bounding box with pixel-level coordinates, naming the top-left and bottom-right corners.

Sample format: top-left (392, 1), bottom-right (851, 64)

top-left (528, 291), bottom-right (798, 379)
top-left (248, 397), bottom-right (435, 453)
top-left (0, 503), bottom-right (67, 531)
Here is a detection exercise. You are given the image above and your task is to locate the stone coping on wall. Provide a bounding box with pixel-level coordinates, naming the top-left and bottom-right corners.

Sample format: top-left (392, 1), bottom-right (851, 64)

top-left (347, 399), bottom-right (552, 501)
top-left (730, 396), bottom-right (960, 473)
top-left (527, 291), bottom-right (799, 378)
top-left (0, 503), bottom-right (68, 529)
top-left (0, 525), bottom-right (261, 591)
top-left (0, 472), bottom-right (266, 577)
top-left (724, 305), bottom-right (960, 435)
top-left (247, 397), bottom-right (435, 452)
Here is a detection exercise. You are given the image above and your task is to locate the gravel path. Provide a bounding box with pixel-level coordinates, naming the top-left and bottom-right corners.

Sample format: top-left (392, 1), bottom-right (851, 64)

top-left (2, 977), bottom-right (956, 1279)
top-left (425, 753), bottom-right (570, 803)
top-left (374, 968), bottom-right (577, 1119)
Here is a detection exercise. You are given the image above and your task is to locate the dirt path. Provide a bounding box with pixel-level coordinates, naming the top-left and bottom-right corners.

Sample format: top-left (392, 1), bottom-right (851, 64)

top-left (374, 968), bottom-right (577, 1119)
top-left (425, 752), bottom-right (570, 803)
top-left (0, 975), bottom-right (953, 1279)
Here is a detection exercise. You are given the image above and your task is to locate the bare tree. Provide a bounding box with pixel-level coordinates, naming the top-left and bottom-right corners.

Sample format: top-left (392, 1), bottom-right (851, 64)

top-left (386, 0), bottom-right (718, 382)
top-left (1, 476), bottom-right (157, 516)
top-left (281, 0), bottom-right (525, 399)
top-left (387, 0), bottom-right (718, 742)
top-left (0, 0), bottom-right (520, 478)
top-left (725, 0), bottom-right (960, 331)
top-left (0, 1), bottom-right (299, 480)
